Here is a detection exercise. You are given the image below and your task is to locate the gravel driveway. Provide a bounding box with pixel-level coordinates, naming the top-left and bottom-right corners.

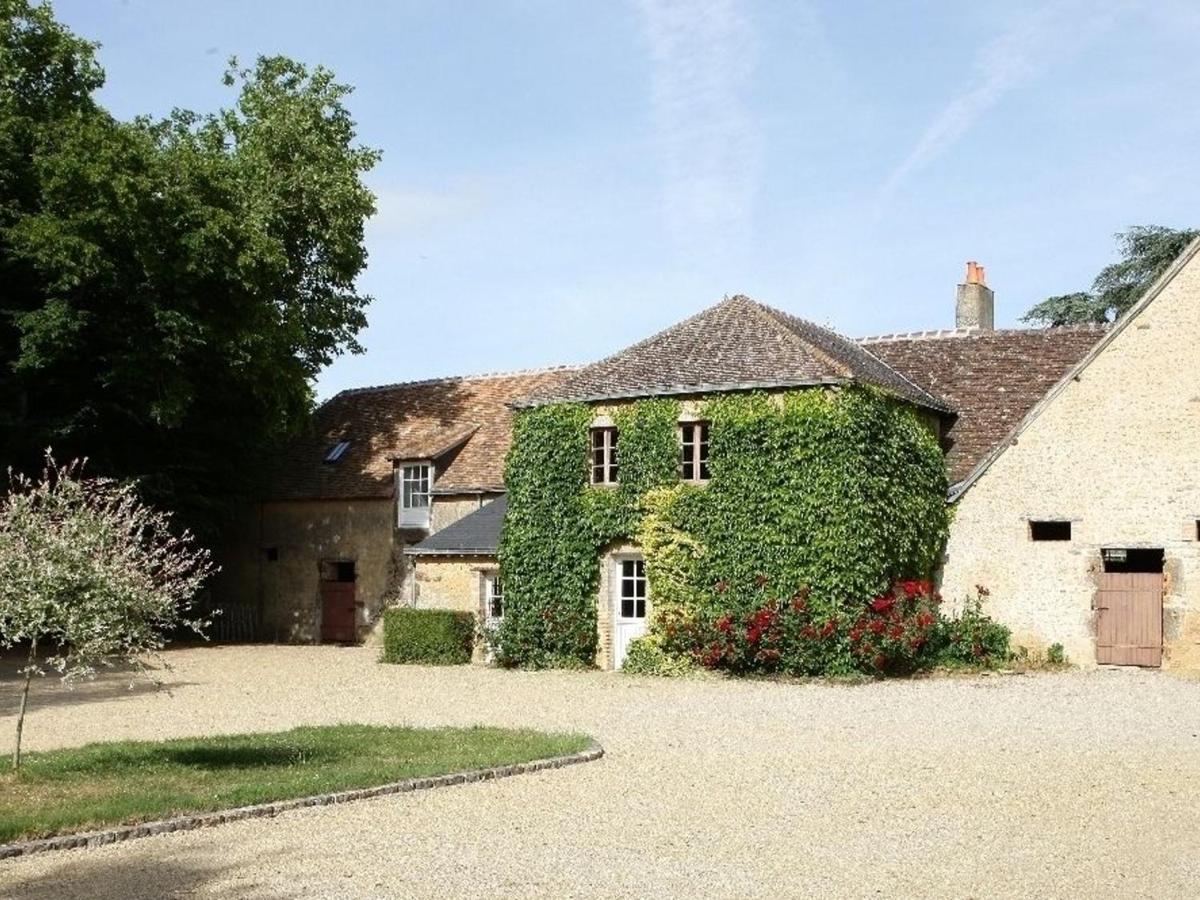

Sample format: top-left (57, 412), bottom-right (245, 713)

top-left (2, 646), bottom-right (1200, 898)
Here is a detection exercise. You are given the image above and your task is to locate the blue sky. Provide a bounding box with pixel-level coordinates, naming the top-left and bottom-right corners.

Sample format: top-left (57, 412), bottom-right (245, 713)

top-left (59, 0), bottom-right (1200, 398)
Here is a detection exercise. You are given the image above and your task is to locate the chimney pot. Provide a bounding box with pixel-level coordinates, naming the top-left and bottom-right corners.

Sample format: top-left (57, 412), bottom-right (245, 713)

top-left (956, 260), bottom-right (994, 330)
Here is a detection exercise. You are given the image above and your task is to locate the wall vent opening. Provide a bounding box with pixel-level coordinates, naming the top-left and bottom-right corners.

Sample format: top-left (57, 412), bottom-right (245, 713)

top-left (1030, 520), bottom-right (1072, 542)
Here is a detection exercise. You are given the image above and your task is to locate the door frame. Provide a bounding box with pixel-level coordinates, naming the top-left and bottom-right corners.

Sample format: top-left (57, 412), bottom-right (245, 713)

top-left (318, 557), bottom-right (359, 644)
top-left (610, 553), bottom-right (648, 669)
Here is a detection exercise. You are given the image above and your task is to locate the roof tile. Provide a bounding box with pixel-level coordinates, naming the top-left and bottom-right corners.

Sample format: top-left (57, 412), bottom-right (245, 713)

top-left (863, 326), bottom-right (1106, 484)
top-left (523, 295), bottom-right (950, 412)
top-left (266, 368), bottom-right (576, 500)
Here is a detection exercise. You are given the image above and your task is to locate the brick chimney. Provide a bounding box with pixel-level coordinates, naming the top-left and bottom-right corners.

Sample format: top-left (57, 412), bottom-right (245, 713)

top-left (955, 260), bottom-right (994, 330)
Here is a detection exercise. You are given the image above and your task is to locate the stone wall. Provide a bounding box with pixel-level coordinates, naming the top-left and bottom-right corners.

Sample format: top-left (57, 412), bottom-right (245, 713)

top-left (943, 249), bottom-right (1200, 667)
top-left (411, 555), bottom-right (493, 614)
top-left (430, 494), bottom-right (494, 533)
top-left (215, 498), bottom-right (397, 643)
top-left (217, 491), bottom-right (498, 644)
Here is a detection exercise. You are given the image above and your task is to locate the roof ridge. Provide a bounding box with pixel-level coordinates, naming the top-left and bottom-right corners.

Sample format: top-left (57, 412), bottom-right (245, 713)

top-left (566, 295), bottom-right (747, 375)
top-left (329, 364), bottom-right (582, 401)
top-left (753, 300), bottom-right (951, 412)
top-left (859, 323), bottom-right (1110, 343)
top-left (745, 300), bottom-right (855, 379)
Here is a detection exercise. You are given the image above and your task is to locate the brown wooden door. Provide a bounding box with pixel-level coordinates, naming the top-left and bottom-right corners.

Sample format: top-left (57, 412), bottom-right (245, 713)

top-left (320, 581), bottom-right (358, 643)
top-left (1095, 572), bottom-right (1162, 666)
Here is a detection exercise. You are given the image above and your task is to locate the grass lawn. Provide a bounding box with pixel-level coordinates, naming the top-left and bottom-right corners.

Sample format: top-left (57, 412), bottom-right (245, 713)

top-left (0, 724), bottom-right (591, 843)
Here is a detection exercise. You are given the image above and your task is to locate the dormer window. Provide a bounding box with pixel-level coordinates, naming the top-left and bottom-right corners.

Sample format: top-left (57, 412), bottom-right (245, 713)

top-left (398, 462), bottom-right (433, 528)
top-left (590, 427), bottom-right (619, 485)
top-left (680, 421), bottom-right (710, 483)
top-left (324, 440), bottom-right (351, 463)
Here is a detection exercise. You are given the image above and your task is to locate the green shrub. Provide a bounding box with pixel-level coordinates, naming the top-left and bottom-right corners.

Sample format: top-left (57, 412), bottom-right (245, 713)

top-left (381, 608), bottom-right (475, 665)
top-left (621, 633), bottom-right (697, 677)
top-left (1046, 642), bottom-right (1066, 665)
top-left (934, 586), bottom-right (1011, 668)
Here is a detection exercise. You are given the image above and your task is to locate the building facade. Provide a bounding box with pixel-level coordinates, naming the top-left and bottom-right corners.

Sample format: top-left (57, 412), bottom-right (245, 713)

top-left (940, 241), bottom-right (1200, 667)
top-left (229, 245), bottom-right (1200, 669)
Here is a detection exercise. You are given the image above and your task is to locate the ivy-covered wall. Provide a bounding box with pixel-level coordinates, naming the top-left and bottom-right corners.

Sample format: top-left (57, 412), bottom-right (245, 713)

top-left (497, 387), bottom-right (950, 668)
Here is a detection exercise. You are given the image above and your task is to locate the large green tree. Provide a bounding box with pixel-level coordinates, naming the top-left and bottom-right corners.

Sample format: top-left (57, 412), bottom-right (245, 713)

top-left (1, 0), bottom-right (379, 536)
top-left (1022, 226), bottom-right (1198, 326)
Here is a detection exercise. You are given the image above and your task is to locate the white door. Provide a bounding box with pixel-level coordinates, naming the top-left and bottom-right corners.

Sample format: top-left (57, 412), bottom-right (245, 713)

top-left (483, 572), bottom-right (503, 662)
top-left (612, 557), bottom-right (648, 668)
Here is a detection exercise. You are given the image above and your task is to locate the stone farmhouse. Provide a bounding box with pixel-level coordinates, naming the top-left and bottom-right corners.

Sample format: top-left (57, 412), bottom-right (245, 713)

top-left (218, 241), bottom-right (1200, 668)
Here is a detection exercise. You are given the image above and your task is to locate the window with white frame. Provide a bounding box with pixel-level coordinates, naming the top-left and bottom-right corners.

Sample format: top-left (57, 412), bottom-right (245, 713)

top-left (679, 421), bottom-right (710, 482)
top-left (401, 463), bottom-right (432, 509)
top-left (618, 558), bottom-right (646, 619)
top-left (398, 462), bottom-right (433, 527)
top-left (590, 427), bottom-right (619, 485)
top-left (483, 572), bottom-right (503, 622)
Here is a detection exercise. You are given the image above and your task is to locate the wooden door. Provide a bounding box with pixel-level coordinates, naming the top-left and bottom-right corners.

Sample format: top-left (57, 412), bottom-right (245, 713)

top-left (320, 581), bottom-right (358, 643)
top-left (1095, 572), bottom-right (1162, 666)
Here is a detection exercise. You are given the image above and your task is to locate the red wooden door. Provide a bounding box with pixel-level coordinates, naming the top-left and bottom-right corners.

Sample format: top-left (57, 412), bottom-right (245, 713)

top-left (320, 581), bottom-right (358, 643)
top-left (1095, 572), bottom-right (1162, 666)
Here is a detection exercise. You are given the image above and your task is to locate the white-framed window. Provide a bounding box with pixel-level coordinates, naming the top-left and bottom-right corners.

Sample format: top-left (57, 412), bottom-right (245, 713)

top-left (679, 421), bottom-right (710, 483)
top-left (483, 572), bottom-right (504, 623)
top-left (618, 558), bottom-right (646, 619)
top-left (398, 462), bottom-right (433, 528)
top-left (591, 427), bottom-right (619, 485)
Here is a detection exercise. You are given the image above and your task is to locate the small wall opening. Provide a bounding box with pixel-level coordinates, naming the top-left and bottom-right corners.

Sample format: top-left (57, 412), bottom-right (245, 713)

top-left (1030, 520), bottom-right (1072, 542)
top-left (1102, 548), bottom-right (1164, 574)
top-left (320, 559), bottom-right (357, 583)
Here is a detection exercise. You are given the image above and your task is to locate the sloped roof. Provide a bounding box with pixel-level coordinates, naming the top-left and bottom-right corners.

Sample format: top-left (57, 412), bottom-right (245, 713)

top-left (407, 496), bottom-right (507, 556)
top-left (942, 236), bottom-right (1200, 500)
top-left (521, 295), bottom-right (951, 413)
top-left (266, 368), bottom-right (576, 501)
top-left (863, 325), bottom-right (1106, 485)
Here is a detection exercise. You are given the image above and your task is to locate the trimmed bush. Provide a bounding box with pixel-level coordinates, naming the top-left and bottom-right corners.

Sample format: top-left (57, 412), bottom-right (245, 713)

top-left (621, 633), bottom-right (697, 677)
top-left (382, 609), bottom-right (474, 665)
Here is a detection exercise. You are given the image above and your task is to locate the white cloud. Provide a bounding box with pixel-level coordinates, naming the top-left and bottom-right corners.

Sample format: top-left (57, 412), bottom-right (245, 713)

top-left (632, 0), bottom-right (761, 254)
top-left (878, 2), bottom-right (1124, 205)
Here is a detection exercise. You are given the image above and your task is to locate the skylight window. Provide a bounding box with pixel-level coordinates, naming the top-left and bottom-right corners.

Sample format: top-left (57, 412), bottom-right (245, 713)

top-left (324, 440), bottom-right (351, 464)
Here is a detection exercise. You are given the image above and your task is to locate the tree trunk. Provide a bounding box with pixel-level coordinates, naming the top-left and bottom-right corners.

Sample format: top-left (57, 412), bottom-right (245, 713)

top-left (12, 637), bottom-right (37, 773)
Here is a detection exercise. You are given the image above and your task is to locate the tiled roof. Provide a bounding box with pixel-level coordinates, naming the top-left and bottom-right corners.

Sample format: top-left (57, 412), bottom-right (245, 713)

top-left (406, 496), bottom-right (506, 556)
top-left (265, 368), bottom-right (576, 500)
top-left (945, 236), bottom-right (1200, 499)
top-left (522, 295), bottom-right (951, 413)
top-left (862, 326), bottom-right (1106, 484)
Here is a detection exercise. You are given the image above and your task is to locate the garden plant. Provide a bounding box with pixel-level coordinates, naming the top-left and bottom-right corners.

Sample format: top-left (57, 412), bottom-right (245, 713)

top-left (0, 455), bottom-right (214, 770)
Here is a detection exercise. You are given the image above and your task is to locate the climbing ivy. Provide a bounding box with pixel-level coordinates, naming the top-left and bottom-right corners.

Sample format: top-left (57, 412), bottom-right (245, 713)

top-left (497, 387), bottom-right (950, 668)
top-left (496, 399), bottom-right (679, 668)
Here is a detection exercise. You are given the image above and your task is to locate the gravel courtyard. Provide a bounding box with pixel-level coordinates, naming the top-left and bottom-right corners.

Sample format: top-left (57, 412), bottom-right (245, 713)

top-left (2, 646), bottom-right (1200, 898)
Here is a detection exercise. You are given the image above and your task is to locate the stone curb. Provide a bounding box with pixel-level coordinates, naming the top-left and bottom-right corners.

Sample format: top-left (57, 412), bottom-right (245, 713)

top-left (0, 741), bottom-right (604, 860)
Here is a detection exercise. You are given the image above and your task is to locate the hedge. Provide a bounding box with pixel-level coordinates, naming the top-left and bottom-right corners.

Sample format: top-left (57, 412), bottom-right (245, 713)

top-left (381, 609), bottom-right (475, 665)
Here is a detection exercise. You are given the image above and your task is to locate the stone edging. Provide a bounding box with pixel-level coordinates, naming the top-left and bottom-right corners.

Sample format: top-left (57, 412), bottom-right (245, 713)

top-left (0, 741), bottom-right (604, 860)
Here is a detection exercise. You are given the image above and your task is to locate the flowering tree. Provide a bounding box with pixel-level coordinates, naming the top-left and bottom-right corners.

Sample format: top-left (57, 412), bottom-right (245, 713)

top-left (0, 455), bottom-right (215, 770)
